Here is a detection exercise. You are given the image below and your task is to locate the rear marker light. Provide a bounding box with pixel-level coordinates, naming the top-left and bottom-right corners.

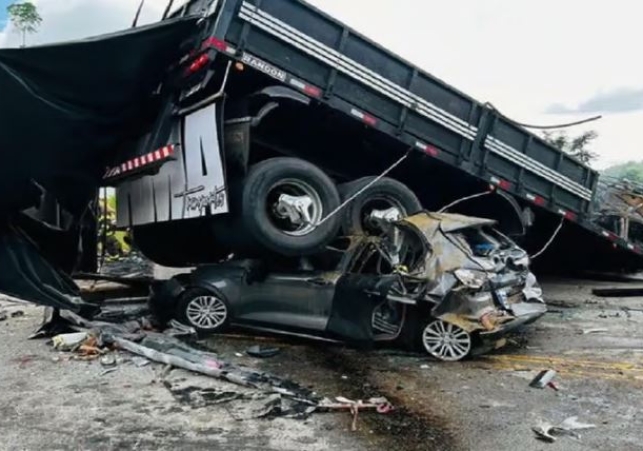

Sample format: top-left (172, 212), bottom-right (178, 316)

top-left (351, 108), bottom-right (377, 126)
top-left (303, 85), bottom-right (321, 97)
top-left (526, 193), bottom-right (546, 206)
top-left (490, 177), bottom-right (511, 190)
top-left (415, 141), bottom-right (439, 157)
top-left (187, 54), bottom-right (210, 74)
top-left (203, 37), bottom-right (229, 52)
top-left (557, 209), bottom-right (576, 221)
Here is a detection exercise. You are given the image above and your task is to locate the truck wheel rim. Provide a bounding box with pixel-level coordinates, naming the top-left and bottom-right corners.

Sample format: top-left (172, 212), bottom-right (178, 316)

top-left (363, 196), bottom-right (406, 232)
top-left (186, 295), bottom-right (227, 329)
top-left (268, 179), bottom-right (323, 236)
top-left (422, 320), bottom-right (471, 361)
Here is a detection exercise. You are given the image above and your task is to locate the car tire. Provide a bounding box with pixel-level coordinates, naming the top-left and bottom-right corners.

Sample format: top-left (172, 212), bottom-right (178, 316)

top-left (418, 318), bottom-right (472, 362)
top-left (241, 157), bottom-right (341, 256)
top-left (337, 177), bottom-right (422, 235)
top-left (176, 287), bottom-right (230, 335)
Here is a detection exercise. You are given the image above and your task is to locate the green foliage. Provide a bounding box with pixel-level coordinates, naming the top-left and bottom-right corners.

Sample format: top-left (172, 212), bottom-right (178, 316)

top-left (602, 161), bottom-right (643, 184)
top-left (7, 1), bottom-right (42, 47)
top-left (542, 130), bottom-right (599, 165)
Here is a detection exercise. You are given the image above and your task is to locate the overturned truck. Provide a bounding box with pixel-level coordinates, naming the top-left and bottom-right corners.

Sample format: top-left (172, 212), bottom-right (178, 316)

top-left (110, 0), bottom-right (643, 272)
top-left (0, 0), bottom-right (638, 355)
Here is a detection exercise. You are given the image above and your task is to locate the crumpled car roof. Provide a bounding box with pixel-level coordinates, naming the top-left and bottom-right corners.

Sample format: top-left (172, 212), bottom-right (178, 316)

top-left (399, 211), bottom-right (497, 236)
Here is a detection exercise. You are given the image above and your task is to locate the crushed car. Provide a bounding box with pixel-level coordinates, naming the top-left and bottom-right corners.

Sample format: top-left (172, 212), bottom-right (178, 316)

top-left (150, 211), bottom-right (546, 361)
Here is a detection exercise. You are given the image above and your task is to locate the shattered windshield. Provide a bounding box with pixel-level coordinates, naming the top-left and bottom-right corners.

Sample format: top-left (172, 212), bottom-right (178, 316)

top-left (449, 226), bottom-right (515, 258)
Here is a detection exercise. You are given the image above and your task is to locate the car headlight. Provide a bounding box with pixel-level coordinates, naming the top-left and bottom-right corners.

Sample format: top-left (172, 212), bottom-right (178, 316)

top-left (454, 269), bottom-right (488, 289)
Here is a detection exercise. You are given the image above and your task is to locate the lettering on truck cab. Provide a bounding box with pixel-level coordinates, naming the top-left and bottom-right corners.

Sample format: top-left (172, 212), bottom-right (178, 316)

top-left (116, 103), bottom-right (228, 227)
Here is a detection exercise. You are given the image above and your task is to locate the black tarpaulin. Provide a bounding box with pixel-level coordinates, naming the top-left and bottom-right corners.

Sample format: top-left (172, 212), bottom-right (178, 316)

top-left (0, 16), bottom-right (198, 215)
top-left (0, 215), bottom-right (96, 312)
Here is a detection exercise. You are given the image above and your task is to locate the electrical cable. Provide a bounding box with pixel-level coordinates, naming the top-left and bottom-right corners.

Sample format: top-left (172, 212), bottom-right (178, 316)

top-left (438, 189), bottom-right (495, 213)
top-left (484, 102), bottom-right (602, 130)
top-left (530, 215), bottom-right (565, 260)
top-left (315, 150), bottom-right (411, 227)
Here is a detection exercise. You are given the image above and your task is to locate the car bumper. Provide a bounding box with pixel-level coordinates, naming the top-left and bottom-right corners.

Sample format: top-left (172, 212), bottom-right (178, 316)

top-left (479, 302), bottom-right (547, 340)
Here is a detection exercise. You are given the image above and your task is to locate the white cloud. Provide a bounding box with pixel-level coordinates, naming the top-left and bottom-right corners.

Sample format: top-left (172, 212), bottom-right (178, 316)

top-left (307, 0), bottom-right (643, 169)
top-left (1, 0), bottom-right (642, 168)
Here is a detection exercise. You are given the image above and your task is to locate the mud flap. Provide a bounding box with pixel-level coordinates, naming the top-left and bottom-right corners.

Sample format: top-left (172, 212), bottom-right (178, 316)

top-left (117, 101), bottom-right (229, 227)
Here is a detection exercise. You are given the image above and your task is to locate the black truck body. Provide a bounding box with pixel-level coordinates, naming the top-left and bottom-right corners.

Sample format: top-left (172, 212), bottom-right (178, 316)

top-left (106, 0), bottom-right (643, 271)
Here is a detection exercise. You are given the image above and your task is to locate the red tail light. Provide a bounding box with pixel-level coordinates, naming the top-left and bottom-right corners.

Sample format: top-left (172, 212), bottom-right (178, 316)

top-left (187, 54), bottom-right (210, 74)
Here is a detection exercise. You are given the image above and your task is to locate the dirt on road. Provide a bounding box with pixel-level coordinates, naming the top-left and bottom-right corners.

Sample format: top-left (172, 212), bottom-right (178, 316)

top-left (2, 276), bottom-right (643, 450)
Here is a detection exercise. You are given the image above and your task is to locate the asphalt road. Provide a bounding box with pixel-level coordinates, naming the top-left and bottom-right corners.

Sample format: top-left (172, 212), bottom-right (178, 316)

top-left (2, 276), bottom-right (643, 450)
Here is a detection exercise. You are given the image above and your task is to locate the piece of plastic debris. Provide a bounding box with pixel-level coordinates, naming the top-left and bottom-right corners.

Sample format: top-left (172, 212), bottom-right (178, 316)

top-left (235, 353), bottom-right (244, 358)
top-left (420, 364), bottom-right (430, 369)
top-left (580, 328), bottom-right (609, 335)
top-left (246, 345), bottom-right (281, 358)
top-left (559, 416), bottom-right (596, 432)
top-left (165, 319), bottom-right (197, 338)
top-left (52, 332), bottom-right (90, 351)
top-left (532, 416), bottom-right (596, 442)
top-left (530, 369), bottom-right (557, 389)
top-left (532, 422), bottom-right (556, 442)
top-left (100, 355), bottom-right (117, 367)
top-left (100, 367), bottom-right (118, 376)
top-left (131, 356), bottom-right (150, 367)
top-left (341, 375), bottom-right (348, 380)
top-left (10, 310), bottom-right (25, 318)
top-left (547, 381), bottom-right (560, 391)
top-left (319, 396), bottom-right (394, 431)
top-left (479, 400), bottom-right (516, 409)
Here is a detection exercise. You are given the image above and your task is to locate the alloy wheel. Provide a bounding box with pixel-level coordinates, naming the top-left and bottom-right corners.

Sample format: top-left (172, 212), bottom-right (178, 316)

top-left (422, 319), bottom-right (471, 361)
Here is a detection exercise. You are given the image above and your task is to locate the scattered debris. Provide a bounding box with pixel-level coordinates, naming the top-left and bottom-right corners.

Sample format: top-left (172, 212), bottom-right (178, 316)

top-left (246, 345), bottom-right (281, 358)
top-left (51, 332), bottom-right (90, 351)
top-left (530, 369), bottom-right (557, 389)
top-left (100, 367), bottom-right (118, 376)
top-left (131, 356), bottom-right (150, 367)
top-left (319, 396), bottom-right (393, 431)
top-left (479, 400), bottom-right (516, 409)
top-left (37, 310), bottom-right (397, 423)
top-left (579, 328), bottom-right (609, 335)
top-left (532, 416), bottom-right (596, 442)
top-left (100, 355), bottom-right (117, 367)
top-left (164, 319), bottom-right (197, 338)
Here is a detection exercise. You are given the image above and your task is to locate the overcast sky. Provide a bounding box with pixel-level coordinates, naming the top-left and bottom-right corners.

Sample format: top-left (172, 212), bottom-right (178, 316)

top-left (1, 0), bottom-right (642, 169)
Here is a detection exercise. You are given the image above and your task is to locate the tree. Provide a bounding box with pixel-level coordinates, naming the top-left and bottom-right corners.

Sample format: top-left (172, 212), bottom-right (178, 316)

top-left (542, 130), bottom-right (599, 165)
top-left (7, 1), bottom-right (42, 47)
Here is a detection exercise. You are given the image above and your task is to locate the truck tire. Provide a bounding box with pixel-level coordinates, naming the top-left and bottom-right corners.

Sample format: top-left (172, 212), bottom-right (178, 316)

top-left (337, 177), bottom-right (422, 235)
top-left (241, 157), bottom-right (341, 255)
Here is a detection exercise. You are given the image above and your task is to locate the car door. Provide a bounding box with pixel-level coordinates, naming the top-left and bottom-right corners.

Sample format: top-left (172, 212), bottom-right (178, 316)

top-left (234, 270), bottom-right (340, 332)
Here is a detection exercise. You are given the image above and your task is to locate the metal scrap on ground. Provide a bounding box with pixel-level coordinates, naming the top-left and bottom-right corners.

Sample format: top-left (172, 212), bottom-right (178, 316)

top-left (42, 309), bottom-right (393, 426)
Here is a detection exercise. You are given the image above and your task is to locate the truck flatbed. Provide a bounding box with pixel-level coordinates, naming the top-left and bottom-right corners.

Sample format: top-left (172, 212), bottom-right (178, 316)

top-left (189, 0), bottom-right (639, 267)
